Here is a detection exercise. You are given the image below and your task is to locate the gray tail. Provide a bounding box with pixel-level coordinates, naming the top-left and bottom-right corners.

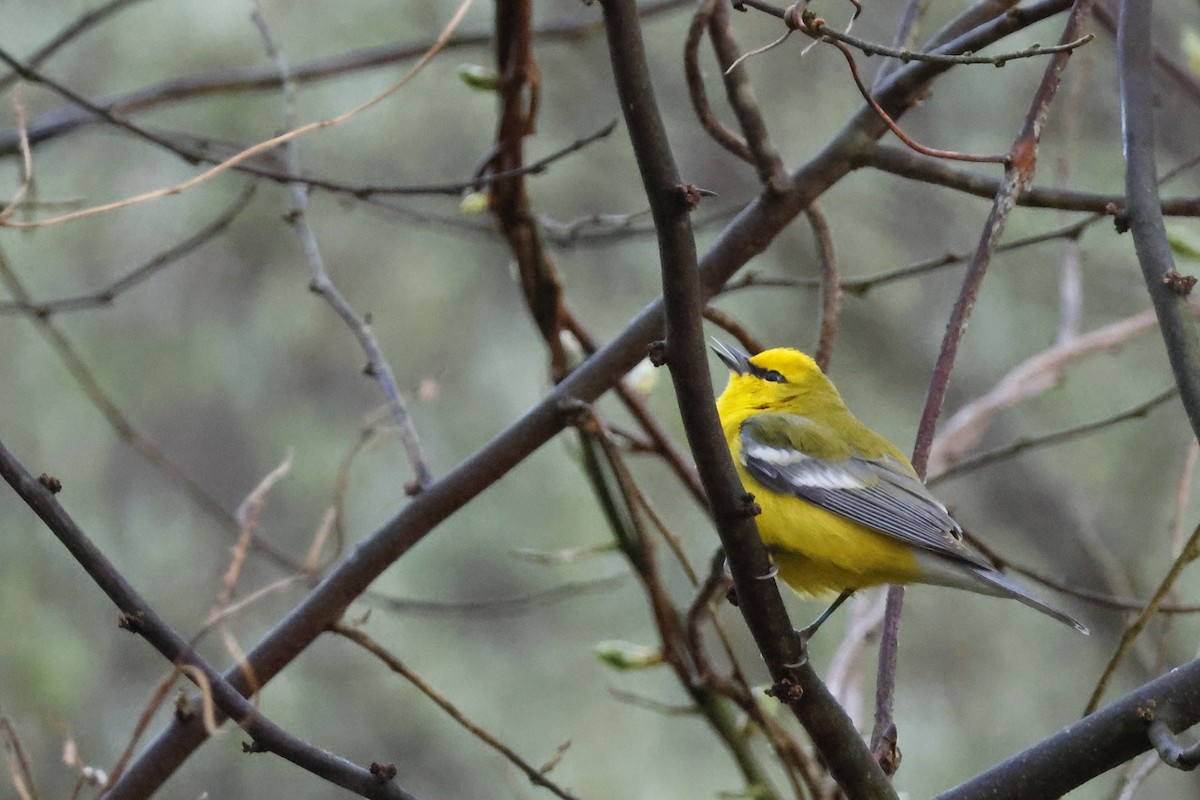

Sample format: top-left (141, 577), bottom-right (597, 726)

top-left (971, 567), bottom-right (1088, 634)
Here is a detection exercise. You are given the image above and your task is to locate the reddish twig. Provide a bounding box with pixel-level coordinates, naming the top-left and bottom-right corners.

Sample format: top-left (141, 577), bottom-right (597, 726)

top-left (708, 0), bottom-right (789, 188)
top-left (874, 0), bottom-right (1098, 758)
top-left (807, 204), bottom-right (841, 371)
top-left (825, 36), bottom-right (1007, 164)
top-left (703, 305), bottom-right (764, 354)
top-left (684, 0), bottom-right (754, 163)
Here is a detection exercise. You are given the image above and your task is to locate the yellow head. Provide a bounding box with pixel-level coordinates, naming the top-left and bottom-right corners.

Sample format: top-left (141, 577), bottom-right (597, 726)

top-left (712, 341), bottom-right (842, 420)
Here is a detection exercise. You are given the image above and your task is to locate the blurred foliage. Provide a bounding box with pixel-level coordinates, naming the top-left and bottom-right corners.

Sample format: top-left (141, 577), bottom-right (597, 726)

top-left (2, 1), bottom-right (1200, 799)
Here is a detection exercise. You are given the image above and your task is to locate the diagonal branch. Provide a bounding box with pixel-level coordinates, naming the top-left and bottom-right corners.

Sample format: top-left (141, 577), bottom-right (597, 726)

top-left (935, 656), bottom-right (1200, 800)
top-left (0, 440), bottom-right (424, 800)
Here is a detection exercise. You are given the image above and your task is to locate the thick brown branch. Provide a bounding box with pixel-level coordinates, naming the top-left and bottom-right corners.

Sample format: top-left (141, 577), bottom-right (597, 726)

top-left (600, 0), bottom-right (894, 797)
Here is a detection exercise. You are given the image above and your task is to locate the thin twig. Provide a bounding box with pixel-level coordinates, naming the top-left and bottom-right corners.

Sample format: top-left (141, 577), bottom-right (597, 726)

top-left (0, 0), bottom-right (150, 93)
top-left (930, 386), bottom-right (1178, 485)
top-left (331, 624), bottom-right (581, 800)
top-left (813, 16), bottom-right (1094, 66)
top-left (0, 184), bottom-right (257, 316)
top-left (708, 0), bottom-right (789, 188)
top-left (0, 439), bottom-right (425, 800)
top-left (863, 143), bottom-right (1200, 216)
top-left (703, 305), bottom-right (764, 354)
top-left (738, 0), bottom-right (1092, 65)
top-left (1, 717), bottom-right (37, 800)
top-left (253, 6), bottom-right (434, 490)
top-left (0, 245), bottom-right (301, 570)
top-left (807, 203), bottom-right (841, 371)
top-left (827, 36), bottom-right (1007, 164)
top-left (0, 0), bottom-right (475, 229)
top-left (684, 0), bottom-right (754, 163)
top-left (1085, 521), bottom-right (1200, 714)
top-left (927, 307), bottom-right (1174, 478)
top-left (877, 0), bottom-right (1097, 758)
top-left (0, 86), bottom-right (33, 221)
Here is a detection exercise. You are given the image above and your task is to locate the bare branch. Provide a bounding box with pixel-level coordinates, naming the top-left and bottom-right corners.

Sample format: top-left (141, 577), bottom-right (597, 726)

top-left (253, 6), bottom-right (434, 491)
top-left (927, 307), bottom-right (1175, 477)
top-left (1147, 718), bottom-right (1200, 770)
top-left (0, 184), bottom-right (257, 317)
top-left (807, 204), bottom-right (841, 371)
top-left (332, 624), bottom-right (582, 800)
top-left (863, 144), bottom-right (1200, 216)
top-left (1117, 0), bottom-right (1200, 440)
top-left (599, 0), bottom-right (894, 797)
top-left (0, 439), bottom-right (426, 800)
top-left (877, 0), bottom-right (1096, 757)
top-left (0, 0), bottom-right (474, 229)
top-left (930, 386), bottom-right (1177, 485)
top-left (936, 656), bottom-right (1200, 799)
top-left (1085, 520), bottom-right (1200, 714)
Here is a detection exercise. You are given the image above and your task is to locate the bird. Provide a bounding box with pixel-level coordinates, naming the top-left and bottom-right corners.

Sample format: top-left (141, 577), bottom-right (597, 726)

top-left (711, 339), bottom-right (1087, 640)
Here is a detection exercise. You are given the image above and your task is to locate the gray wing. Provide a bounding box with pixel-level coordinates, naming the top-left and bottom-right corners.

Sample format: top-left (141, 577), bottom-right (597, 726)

top-left (739, 415), bottom-right (989, 567)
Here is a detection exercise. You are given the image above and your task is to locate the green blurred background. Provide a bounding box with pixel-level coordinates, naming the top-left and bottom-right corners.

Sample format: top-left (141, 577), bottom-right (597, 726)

top-left (3, 1), bottom-right (1200, 798)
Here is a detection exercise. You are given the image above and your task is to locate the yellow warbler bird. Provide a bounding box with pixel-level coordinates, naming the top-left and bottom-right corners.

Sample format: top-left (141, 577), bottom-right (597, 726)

top-left (712, 340), bottom-right (1087, 637)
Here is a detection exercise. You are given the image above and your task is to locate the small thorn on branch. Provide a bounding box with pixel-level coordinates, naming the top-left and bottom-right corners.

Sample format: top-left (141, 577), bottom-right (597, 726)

top-left (675, 183), bottom-right (715, 211)
top-left (739, 492), bottom-right (762, 518)
top-left (117, 610), bottom-right (146, 633)
top-left (873, 722), bottom-right (901, 775)
top-left (370, 762), bottom-right (398, 782)
top-left (1106, 202), bottom-right (1130, 233)
top-left (555, 396), bottom-right (592, 427)
top-left (174, 691), bottom-right (194, 721)
top-left (647, 340), bottom-right (667, 367)
top-left (765, 676), bottom-right (804, 703)
top-left (1162, 271), bottom-right (1197, 296)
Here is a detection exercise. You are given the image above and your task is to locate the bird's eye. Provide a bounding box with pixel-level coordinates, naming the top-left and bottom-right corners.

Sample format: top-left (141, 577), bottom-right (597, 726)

top-left (747, 362), bottom-right (788, 383)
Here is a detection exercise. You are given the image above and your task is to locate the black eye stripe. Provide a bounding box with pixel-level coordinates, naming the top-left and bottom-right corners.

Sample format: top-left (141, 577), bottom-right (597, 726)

top-left (748, 363), bottom-right (788, 383)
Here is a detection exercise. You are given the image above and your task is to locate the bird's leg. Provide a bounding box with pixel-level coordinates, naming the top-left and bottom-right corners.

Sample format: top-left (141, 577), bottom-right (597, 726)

top-left (797, 589), bottom-right (854, 646)
top-left (781, 589), bottom-right (854, 668)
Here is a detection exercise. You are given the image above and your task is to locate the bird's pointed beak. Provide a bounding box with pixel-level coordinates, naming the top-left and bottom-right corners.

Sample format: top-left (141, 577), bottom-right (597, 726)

top-left (710, 338), bottom-right (750, 375)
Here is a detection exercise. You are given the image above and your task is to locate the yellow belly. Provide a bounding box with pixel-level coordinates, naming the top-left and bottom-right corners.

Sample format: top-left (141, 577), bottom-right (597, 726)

top-left (745, 469), bottom-right (921, 598)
